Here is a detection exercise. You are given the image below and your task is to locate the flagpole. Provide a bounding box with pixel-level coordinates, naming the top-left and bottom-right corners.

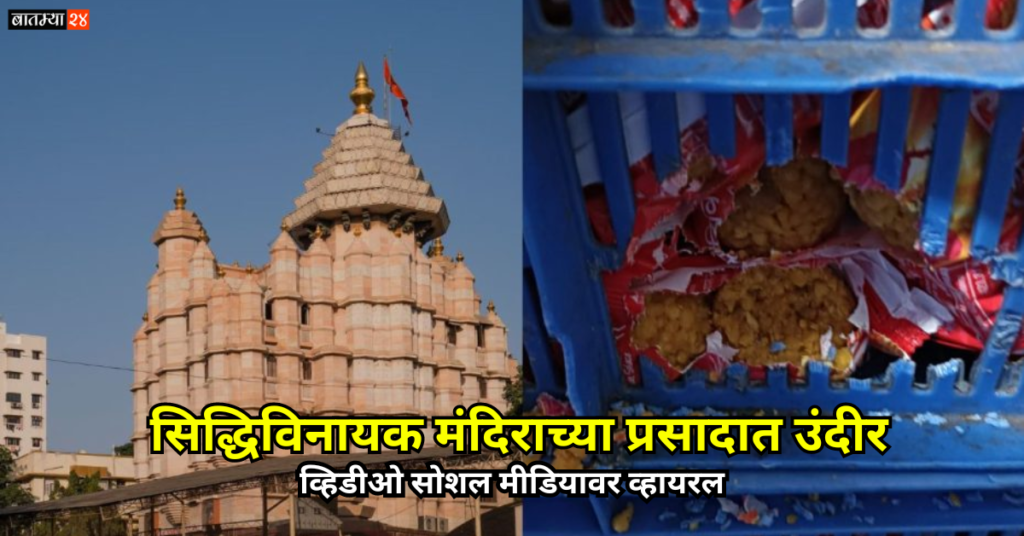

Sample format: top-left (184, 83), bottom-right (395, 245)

top-left (387, 47), bottom-right (394, 131)
top-left (383, 52), bottom-right (390, 126)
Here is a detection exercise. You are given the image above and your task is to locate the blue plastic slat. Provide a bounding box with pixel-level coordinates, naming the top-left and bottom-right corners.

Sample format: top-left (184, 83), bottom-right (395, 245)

top-left (524, 91), bottom-right (621, 417)
top-left (590, 492), bottom-right (1024, 535)
top-left (587, 92), bottom-right (637, 256)
top-left (524, 40), bottom-right (1024, 93)
top-left (570, 0), bottom-right (605, 36)
top-left (524, 0), bottom-right (543, 36)
top-left (705, 93), bottom-right (736, 158)
top-left (528, 495), bottom-right (1024, 535)
top-left (920, 89), bottom-right (971, 258)
top-left (625, 356), bottom-right (1024, 413)
top-left (633, 0), bottom-right (668, 35)
top-left (953, 0), bottom-right (989, 40)
top-left (890, 0), bottom-right (925, 38)
top-left (764, 94), bottom-right (794, 165)
top-left (973, 286), bottom-right (1024, 394)
top-left (760, 0), bottom-right (794, 37)
top-left (695, 0), bottom-right (730, 36)
top-left (972, 90), bottom-right (1024, 258)
top-left (821, 92), bottom-right (852, 166)
top-left (826, 0), bottom-right (858, 38)
top-left (524, 252), bottom-right (563, 397)
top-left (645, 92), bottom-right (681, 180)
top-left (874, 86), bottom-right (913, 191)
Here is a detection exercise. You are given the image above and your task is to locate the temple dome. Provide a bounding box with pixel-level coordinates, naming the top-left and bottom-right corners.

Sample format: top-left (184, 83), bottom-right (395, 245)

top-left (281, 64), bottom-right (449, 244)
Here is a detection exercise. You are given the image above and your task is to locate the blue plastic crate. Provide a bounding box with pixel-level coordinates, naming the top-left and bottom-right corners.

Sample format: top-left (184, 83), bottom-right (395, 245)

top-left (523, 0), bottom-right (1024, 532)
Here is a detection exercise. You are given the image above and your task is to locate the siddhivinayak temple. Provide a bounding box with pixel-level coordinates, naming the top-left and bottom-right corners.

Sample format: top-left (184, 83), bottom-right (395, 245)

top-left (130, 62), bottom-right (519, 532)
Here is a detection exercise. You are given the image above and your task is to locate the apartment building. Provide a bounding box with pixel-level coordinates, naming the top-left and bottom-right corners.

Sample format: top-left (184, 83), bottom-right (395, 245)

top-left (0, 319), bottom-right (47, 457)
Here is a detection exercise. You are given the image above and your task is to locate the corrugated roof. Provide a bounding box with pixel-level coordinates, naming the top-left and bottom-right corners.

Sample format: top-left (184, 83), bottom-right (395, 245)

top-left (0, 448), bottom-right (464, 518)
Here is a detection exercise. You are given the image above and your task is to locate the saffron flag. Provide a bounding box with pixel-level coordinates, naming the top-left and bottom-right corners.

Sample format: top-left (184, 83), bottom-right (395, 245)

top-left (383, 58), bottom-right (412, 125)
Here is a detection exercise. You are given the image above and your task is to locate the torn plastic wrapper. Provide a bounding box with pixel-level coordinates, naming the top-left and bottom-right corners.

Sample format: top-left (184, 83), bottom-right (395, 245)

top-left (840, 87), bottom-right (1024, 353)
top-left (605, 238), bottom-right (953, 384)
top-left (896, 256), bottom-right (1024, 353)
top-left (840, 88), bottom-right (1024, 264)
top-left (530, 392), bottom-right (575, 417)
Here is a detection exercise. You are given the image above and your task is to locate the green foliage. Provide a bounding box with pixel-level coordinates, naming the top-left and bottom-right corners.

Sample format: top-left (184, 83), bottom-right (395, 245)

top-left (36, 471), bottom-right (127, 536)
top-left (49, 471), bottom-right (103, 501)
top-left (503, 364), bottom-right (524, 416)
top-left (113, 442), bottom-right (133, 457)
top-left (0, 446), bottom-right (33, 508)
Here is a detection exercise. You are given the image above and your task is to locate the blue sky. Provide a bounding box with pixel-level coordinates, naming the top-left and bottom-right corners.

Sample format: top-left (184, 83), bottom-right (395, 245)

top-left (0, 2), bottom-right (522, 453)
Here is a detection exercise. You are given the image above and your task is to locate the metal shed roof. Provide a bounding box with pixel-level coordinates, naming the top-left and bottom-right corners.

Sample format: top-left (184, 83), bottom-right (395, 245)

top-left (0, 447), bottom-right (466, 517)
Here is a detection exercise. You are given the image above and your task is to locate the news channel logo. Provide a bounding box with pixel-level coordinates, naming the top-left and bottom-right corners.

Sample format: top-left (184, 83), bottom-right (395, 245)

top-left (8, 9), bottom-right (89, 30)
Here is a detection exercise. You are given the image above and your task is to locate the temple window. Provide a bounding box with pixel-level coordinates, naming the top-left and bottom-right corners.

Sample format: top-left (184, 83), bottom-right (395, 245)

top-left (447, 324), bottom-right (458, 345)
top-left (264, 301), bottom-right (274, 321)
top-left (302, 361), bottom-right (313, 381)
top-left (265, 355), bottom-right (278, 378)
top-left (300, 304), bottom-right (310, 325)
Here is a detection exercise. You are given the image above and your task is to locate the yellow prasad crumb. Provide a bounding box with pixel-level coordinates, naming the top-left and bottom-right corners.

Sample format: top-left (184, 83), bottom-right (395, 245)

top-left (847, 186), bottom-right (919, 252)
top-left (612, 503), bottom-right (634, 534)
top-left (719, 157), bottom-right (847, 256)
top-left (633, 292), bottom-right (712, 369)
top-left (712, 265), bottom-right (856, 369)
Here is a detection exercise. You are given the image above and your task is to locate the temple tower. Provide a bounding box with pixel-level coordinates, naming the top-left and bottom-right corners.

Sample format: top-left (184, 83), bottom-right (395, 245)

top-left (130, 62), bottom-right (517, 532)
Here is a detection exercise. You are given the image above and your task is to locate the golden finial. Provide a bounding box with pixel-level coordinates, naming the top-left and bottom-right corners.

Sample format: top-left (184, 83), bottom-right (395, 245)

top-left (430, 238), bottom-right (445, 258)
top-left (487, 300), bottom-right (495, 314)
top-left (246, 262), bottom-right (254, 274)
top-left (456, 251), bottom-right (465, 263)
top-left (280, 219), bottom-right (289, 232)
top-left (312, 225), bottom-right (324, 240)
top-left (198, 227), bottom-right (210, 243)
top-left (349, 61), bottom-right (375, 115)
top-left (216, 264), bottom-right (226, 277)
top-left (174, 188), bottom-right (187, 210)
top-left (142, 313), bottom-right (149, 322)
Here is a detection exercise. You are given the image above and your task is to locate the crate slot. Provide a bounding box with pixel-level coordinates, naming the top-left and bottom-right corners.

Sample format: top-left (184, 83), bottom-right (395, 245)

top-left (539, 0), bottom-right (573, 28)
top-left (986, 0), bottom-right (1019, 31)
top-left (645, 92), bottom-right (682, 181)
top-left (731, 0), bottom-right (764, 32)
top-left (524, 263), bottom-right (567, 400)
top-left (562, 92), bottom-right (619, 247)
top-left (603, 0), bottom-right (636, 28)
top-left (588, 92), bottom-right (638, 253)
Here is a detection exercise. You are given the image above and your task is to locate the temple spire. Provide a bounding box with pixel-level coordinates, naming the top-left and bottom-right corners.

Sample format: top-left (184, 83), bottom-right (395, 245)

top-left (350, 61), bottom-right (375, 115)
top-left (429, 238), bottom-right (445, 258)
top-left (174, 188), bottom-right (187, 210)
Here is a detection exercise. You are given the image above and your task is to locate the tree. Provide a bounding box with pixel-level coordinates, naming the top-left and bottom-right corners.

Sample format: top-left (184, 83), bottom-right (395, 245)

top-left (49, 471), bottom-right (103, 501)
top-left (38, 471), bottom-right (127, 536)
top-left (503, 364), bottom-right (524, 416)
top-left (0, 446), bottom-right (33, 508)
top-left (113, 442), bottom-right (133, 457)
